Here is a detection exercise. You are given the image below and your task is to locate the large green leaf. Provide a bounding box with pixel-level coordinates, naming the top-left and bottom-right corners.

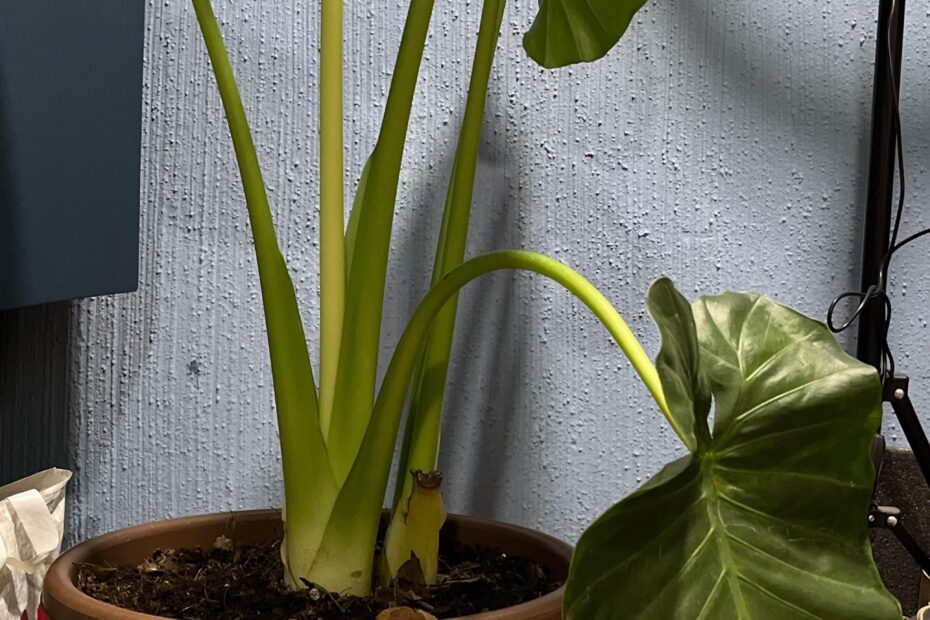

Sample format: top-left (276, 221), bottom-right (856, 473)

top-left (564, 279), bottom-right (900, 619)
top-left (523, 0), bottom-right (649, 68)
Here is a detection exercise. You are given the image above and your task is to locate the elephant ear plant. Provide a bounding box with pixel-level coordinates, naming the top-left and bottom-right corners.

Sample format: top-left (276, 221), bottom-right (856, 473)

top-left (564, 279), bottom-right (902, 619)
top-left (189, 0), bottom-right (654, 599)
top-left (189, 0), bottom-right (900, 613)
top-left (525, 6), bottom-right (902, 617)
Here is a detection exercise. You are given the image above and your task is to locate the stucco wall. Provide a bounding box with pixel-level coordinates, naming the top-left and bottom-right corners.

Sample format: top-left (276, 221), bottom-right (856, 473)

top-left (6, 0), bottom-right (930, 546)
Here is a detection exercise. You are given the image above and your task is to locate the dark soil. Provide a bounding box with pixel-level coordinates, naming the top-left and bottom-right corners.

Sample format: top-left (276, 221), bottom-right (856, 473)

top-left (76, 535), bottom-right (560, 619)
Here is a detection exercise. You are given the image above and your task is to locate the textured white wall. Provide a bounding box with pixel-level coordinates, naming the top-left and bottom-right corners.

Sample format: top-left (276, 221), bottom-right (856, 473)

top-left (61, 0), bottom-right (930, 545)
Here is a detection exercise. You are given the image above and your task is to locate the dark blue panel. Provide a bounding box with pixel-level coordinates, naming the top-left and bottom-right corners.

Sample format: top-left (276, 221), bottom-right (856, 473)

top-left (0, 1), bottom-right (144, 310)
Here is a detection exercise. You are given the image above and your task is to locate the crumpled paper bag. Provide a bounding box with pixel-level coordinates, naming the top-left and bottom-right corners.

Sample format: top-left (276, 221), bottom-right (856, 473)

top-left (0, 468), bottom-right (71, 620)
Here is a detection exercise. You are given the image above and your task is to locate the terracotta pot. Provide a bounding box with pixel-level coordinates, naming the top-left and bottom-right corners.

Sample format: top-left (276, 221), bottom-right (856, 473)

top-left (43, 509), bottom-right (571, 620)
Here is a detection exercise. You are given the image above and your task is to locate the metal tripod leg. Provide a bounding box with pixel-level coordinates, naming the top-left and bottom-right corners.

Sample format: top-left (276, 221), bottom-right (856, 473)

top-left (871, 374), bottom-right (930, 572)
top-left (870, 505), bottom-right (930, 575)
top-left (885, 375), bottom-right (930, 488)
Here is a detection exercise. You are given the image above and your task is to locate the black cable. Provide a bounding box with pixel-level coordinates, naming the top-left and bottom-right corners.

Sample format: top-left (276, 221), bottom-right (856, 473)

top-left (827, 0), bottom-right (927, 382)
top-left (887, 0), bottom-right (907, 255)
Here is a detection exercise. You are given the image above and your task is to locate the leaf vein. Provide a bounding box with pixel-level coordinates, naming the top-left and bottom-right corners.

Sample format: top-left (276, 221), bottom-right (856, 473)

top-left (716, 490), bottom-right (849, 545)
top-left (728, 531), bottom-right (865, 592)
top-left (574, 482), bottom-right (705, 600)
top-left (695, 570), bottom-right (727, 620)
top-left (737, 576), bottom-right (823, 618)
top-left (743, 330), bottom-right (822, 384)
top-left (730, 368), bottom-right (863, 427)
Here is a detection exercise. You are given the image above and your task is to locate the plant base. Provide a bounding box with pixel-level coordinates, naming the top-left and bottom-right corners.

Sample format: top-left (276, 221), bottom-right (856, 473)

top-left (43, 510), bottom-right (570, 620)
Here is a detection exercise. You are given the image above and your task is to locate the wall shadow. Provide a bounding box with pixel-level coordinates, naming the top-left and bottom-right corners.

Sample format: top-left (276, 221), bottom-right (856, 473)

top-left (443, 190), bottom-right (523, 518)
top-left (384, 79), bottom-right (528, 519)
top-left (430, 91), bottom-right (527, 518)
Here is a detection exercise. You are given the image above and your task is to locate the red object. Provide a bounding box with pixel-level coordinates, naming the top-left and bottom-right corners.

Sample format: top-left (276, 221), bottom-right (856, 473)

top-left (21, 606), bottom-right (49, 620)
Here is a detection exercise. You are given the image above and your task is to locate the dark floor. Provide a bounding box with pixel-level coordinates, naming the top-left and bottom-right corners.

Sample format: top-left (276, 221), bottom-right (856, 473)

top-left (872, 447), bottom-right (930, 617)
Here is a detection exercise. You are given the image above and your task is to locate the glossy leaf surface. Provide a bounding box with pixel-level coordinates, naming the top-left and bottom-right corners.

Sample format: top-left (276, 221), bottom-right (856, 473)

top-left (564, 279), bottom-right (900, 619)
top-left (523, 0), bottom-right (649, 68)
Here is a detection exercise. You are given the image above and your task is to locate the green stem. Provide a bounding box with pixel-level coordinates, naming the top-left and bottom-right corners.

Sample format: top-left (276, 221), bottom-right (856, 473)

top-left (314, 250), bottom-right (674, 594)
top-left (327, 0), bottom-right (436, 482)
top-left (392, 0), bottom-right (506, 507)
top-left (191, 0), bottom-right (337, 587)
top-left (318, 0), bottom-right (345, 437)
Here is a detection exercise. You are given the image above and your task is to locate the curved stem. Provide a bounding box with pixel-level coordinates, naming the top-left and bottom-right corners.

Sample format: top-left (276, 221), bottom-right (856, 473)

top-left (395, 251), bottom-right (674, 442)
top-left (314, 250), bottom-right (677, 594)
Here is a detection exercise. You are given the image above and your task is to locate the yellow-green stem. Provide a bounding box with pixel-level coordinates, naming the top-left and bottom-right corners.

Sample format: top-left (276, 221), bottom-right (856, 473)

top-left (191, 0), bottom-right (338, 587)
top-left (327, 0), bottom-right (436, 480)
top-left (319, 0), bottom-right (345, 436)
top-left (314, 250), bottom-right (677, 596)
top-left (392, 0), bottom-right (506, 510)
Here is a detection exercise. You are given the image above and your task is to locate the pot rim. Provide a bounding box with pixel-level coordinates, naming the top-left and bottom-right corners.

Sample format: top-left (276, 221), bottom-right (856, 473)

top-left (43, 509), bottom-right (572, 620)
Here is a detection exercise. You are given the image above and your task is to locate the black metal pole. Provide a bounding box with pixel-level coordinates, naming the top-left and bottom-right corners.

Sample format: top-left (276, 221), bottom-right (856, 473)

top-left (857, 0), bottom-right (906, 367)
top-left (856, 0), bottom-right (930, 576)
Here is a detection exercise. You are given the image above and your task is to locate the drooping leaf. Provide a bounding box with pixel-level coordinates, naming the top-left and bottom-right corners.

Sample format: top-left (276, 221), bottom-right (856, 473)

top-left (564, 281), bottom-right (900, 619)
top-left (523, 0), bottom-right (649, 69)
top-left (645, 278), bottom-right (709, 453)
